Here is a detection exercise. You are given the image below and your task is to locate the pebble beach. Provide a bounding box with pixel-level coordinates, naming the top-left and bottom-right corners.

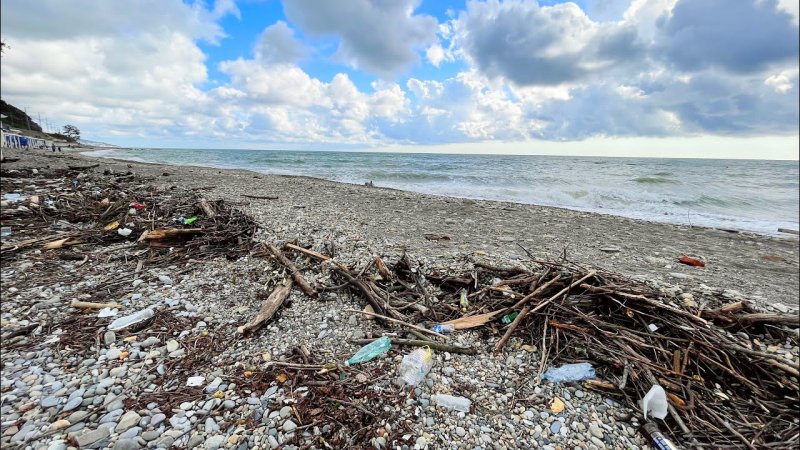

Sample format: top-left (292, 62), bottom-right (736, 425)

top-left (1, 147), bottom-right (798, 450)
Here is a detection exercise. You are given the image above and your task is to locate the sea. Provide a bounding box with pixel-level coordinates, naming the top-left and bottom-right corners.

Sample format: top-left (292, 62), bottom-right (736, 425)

top-left (83, 148), bottom-right (799, 236)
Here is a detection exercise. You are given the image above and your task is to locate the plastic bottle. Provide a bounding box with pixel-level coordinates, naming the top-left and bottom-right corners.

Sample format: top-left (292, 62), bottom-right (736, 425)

top-left (432, 324), bottom-right (455, 334)
top-left (640, 422), bottom-right (678, 450)
top-left (431, 394), bottom-right (472, 412)
top-left (108, 308), bottom-right (155, 331)
top-left (540, 362), bottom-right (595, 383)
top-left (458, 289), bottom-right (469, 312)
top-left (346, 336), bottom-right (392, 366)
top-left (397, 347), bottom-right (434, 385)
top-left (501, 311), bottom-right (519, 324)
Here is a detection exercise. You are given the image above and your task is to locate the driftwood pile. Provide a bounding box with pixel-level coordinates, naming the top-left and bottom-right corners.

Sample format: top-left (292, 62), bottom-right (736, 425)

top-left (0, 166), bottom-right (259, 279)
top-left (272, 245), bottom-right (800, 449)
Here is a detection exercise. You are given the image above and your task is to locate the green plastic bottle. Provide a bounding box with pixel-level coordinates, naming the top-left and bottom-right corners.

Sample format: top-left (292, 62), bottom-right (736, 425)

top-left (345, 336), bottom-right (392, 366)
top-left (502, 311), bottom-right (519, 324)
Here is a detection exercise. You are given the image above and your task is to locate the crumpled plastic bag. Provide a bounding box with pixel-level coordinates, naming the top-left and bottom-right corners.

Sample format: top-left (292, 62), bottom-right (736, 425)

top-left (641, 384), bottom-right (669, 419)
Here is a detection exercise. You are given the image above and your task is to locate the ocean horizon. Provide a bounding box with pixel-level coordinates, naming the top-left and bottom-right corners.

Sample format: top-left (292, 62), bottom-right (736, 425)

top-left (84, 147), bottom-right (800, 236)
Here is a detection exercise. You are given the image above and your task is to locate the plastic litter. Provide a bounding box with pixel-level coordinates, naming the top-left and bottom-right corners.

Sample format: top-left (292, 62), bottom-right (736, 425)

top-left (679, 255), bottom-right (705, 267)
top-left (641, 384), bottom-right (668, 420)
top-left (648, 323), bottom-right (659, 332)
top-left (182, 216), bottom-right (198, 225)
top-left (431, 394), bottom-right (471, 412)
top-left (431, 324), bottom-right (455, 334)
top-left (397, 347), bottom-right (434, 386)
top-left (186, 376), bottom-right (206, 387)
top-left (346, 336), bottom-right (392, 366)
top-left (129, 201), bottom-right (146, 210)
top-left (541, 362), bottom-right (596, 383)
top-left (640, 422), bottom-right (678, 450)
top-left (108, 308), bottom-right (155, 331)
top-left (2, 193), bottom-right (26, 202)
top-left (501, 311), bottom-right (519, 324)
top-left (97, 308), bottom-right (117, 318)
top-left (117, 228), bottom-right (132, 237)
top-left (0, 227), bottom-right (11, 238)
top-left (458, 289), bottom-right (469, 312)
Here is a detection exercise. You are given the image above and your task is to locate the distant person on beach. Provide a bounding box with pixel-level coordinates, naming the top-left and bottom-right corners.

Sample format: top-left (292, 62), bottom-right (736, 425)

top-left (58, 146), bottom-right (62, 152)
top-left (51, 143), bottom-right (56, 152)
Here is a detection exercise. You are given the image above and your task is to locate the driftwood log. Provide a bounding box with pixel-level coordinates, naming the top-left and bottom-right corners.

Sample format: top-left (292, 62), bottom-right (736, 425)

top-left (238, 279), bottom-right (293, 335)
top-left (266, 244), bottom-right (318, 298)
top-left (198, 198), bottom-right (216, 218)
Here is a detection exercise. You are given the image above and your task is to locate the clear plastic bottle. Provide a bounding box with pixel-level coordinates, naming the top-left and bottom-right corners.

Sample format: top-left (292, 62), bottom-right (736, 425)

top-left (397, 347), bottom-right (434, 385)
top-left (346, 336), bottom-right (392, 366)
top-left (108, 308), bottom-right (154, 331)
top-left (458, 289), bottom-right (469, 312)
top-left (431, 394), bottom-right (472, 412)
top-left (431, 324), bottom-right (455, 334)
top-left (540, 362), bottom-right (595, 383)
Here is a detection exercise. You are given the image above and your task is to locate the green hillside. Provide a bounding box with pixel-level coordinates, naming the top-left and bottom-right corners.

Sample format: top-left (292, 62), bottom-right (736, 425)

top-left (1, 99), bottom-right (43, 132)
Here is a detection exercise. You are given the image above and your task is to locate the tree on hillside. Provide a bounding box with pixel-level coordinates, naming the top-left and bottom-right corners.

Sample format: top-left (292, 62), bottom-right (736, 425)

top-left (62, 124), bottom-right (81, 141)
top-left (0, 40), bottom-right (7, 55)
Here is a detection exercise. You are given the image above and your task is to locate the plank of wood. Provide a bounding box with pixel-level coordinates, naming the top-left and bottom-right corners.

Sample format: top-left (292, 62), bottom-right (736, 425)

top-left (238, 280), bottom-right (293, 334)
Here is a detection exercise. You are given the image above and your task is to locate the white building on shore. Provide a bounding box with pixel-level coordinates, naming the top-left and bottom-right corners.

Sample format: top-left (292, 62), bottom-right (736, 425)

top-left (1, 129), bottom-right (51, 149)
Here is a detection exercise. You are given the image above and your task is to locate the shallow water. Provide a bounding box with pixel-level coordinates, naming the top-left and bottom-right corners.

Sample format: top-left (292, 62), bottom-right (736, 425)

top-left (84, 148), bottom-right (800, 235)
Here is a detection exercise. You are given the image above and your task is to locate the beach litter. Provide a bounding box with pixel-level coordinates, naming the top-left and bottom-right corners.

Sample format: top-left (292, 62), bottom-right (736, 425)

top-left (108, 308), bottom-right (154, 331)
top-left (345, 336), bottom-right (392, 366)
top-left (397, 347), bottom-right (434, 386)
top-left (679, 255), bottom-right (705, 267)
top-left (541, 362), bottom-right (596, 383)
top-left (1, 163), bottom-right (798, 449)
top-left (641, 384), bottom-right (669, 420)
top-left (431, 394), bottom-right (472, 412)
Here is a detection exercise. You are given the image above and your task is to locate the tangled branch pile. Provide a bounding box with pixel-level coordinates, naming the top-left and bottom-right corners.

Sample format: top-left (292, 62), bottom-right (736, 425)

top-left (1, 165), bottom-right (259, 272)
top-left (279, 245), bottom-right (800, 448)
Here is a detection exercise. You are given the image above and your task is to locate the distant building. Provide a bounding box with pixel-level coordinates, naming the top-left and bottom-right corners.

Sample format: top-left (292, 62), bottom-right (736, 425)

top-left (1, 129), bottom-right (50, 149)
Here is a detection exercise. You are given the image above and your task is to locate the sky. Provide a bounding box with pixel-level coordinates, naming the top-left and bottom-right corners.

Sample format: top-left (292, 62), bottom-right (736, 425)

top-left (1, 0), bottom-right (798, 159)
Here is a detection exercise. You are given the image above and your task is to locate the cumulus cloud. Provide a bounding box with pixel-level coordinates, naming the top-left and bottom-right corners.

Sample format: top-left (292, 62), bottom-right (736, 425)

top-left (282, 0), bottom-right (437, 76)
top-left (216, 55), bottom-right (410, 142)
top-left (0, 0), bottom-right (796, 147)
top-left (0, 0), bottom-right (240, 141)
top-left (457, 0), bottom-right (644, 86)
top-left (0, 0), bottom-right (229, 43)
top-left (254, 21), bottom-right (308, 65)
top-left (655, 0), bottom-right (799, 73)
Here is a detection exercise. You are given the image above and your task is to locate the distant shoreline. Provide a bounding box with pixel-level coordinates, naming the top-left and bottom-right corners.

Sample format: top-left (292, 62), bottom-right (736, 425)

top-left (78, 146), bottom-right (800, 237)
top-left (3, 146), bottom-right (798, 307)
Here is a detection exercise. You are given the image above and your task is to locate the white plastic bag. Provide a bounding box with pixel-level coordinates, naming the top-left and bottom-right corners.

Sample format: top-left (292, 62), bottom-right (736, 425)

top-left (641, 384), bottom-right (668, 419)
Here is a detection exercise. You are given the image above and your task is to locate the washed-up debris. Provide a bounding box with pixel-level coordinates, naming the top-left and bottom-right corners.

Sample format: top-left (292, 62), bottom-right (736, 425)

top-left (108, 308), bottom-right (154, 331)
top-left (345, 336), bottom-right (392, 366)
top-left (186, 376), bottom-right (205, 387)
top-left (237, 279), bottom-right (293, 335)
top-left (397, 347), bottom-right (434, 386)
top-left (280, 245), bottom-right (798, 448)
top-left (641, 384), bottom-right (669, 420)
top-left (541, 362), bottom-right (596, 383)
top-left (2, 162), bottom-right (798, 449)
top-left (431, 323), bottom-right (455, 334)
top-left (641, 422), bottom-right (679, 450)
top-left (679, 255), bottom-right (705, 267)
top-left (424, 233), bottom-right (451, 241)
top-left (431, 394), bottom-right (471, 412)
